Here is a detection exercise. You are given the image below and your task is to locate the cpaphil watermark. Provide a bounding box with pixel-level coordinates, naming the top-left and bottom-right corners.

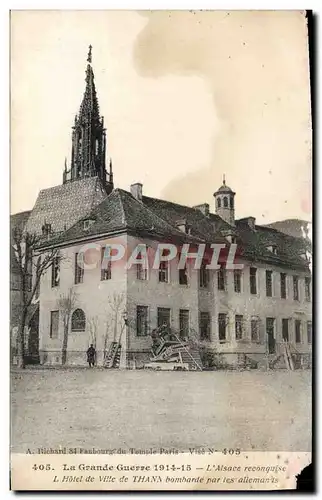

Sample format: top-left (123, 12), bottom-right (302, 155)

top-left (77, 242), bottom-right (244, 271)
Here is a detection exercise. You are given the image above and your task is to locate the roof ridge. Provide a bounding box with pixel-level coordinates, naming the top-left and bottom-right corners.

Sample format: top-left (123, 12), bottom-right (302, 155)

top-left (142, 193), bottom-right (197, 212)
top-left (255, 224), bottom-right (306, 242)
top-left (124, 189), bottom-right (206, 241)
top-left (11, 209), bottom-right (32, 217)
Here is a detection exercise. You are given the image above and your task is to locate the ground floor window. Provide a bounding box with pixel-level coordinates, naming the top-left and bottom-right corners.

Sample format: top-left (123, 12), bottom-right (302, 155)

top-left (71, 308), bottom-right (86, 332)
top-left (235, 315), bottom-right (244, 340)
top-left (157, 307), bottom-right (171, 329)
top-left (136, 306), bottom-right (148, 336)
top-left (282, 318), bottom-right (289, 342)
top-left (251, 317), bottom-right (260, 343)
top-left (218, 313), bottom-right (227, 342)
top-left (199, 312), bottom-right (211, 340)
top-left (50, 310), bottom-right (59, 339)
top-left (295, 320), bottom-right (302, 343)
top-left (307, 321), bottom-right (312, 344)
top-left (179, 309), bottom-right (189, 339)
top-left (266, 317), bottom-right (275, 354)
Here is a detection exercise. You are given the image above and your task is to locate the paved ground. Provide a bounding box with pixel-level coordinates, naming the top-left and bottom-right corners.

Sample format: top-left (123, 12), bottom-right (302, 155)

top-left (11, 368), bottom-right (311, 453)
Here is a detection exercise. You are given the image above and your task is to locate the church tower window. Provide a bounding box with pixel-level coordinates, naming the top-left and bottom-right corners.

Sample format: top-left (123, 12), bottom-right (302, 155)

top-left (213, 176), bottom-right (236, 226)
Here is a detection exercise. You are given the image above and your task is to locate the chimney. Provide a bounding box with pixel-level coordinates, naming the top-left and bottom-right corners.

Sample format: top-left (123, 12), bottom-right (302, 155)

top-left (130, 183), bottom-right (143, 202)
top-left (193, 203), bottom-right (210, 217)
top-left (239, 216), bottom-right (256, 231)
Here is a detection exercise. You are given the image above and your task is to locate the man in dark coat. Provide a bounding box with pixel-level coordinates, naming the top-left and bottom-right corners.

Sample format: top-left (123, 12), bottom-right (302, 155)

top-left (87, 344), bottom-right (96, 368)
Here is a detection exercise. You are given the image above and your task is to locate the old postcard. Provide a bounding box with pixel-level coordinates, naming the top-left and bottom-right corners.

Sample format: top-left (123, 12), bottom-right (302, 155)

top-left (10, 10), bottom-right (312, 491)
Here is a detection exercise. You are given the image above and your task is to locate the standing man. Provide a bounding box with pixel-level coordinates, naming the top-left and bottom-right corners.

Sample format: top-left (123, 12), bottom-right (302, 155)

top-left (87, 344), bottom-right (96, 368)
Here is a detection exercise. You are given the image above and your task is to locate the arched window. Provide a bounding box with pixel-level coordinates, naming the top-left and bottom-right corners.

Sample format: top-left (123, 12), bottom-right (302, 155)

top-left (230, 197), bottom-right (234, 209)
top-left (223, 196), bottom-right (228, 208)
top-left (71, 309), bottom-right (86, 332)
top-left (217, 197), bottom-right (221, 208)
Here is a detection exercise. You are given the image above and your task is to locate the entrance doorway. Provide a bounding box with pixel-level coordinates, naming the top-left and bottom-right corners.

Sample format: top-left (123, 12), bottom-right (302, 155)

top-left (266, 317), bottom-right (276, 354)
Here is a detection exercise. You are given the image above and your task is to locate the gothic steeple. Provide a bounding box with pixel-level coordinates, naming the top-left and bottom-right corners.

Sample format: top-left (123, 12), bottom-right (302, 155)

top-left (63, 45), bottom-right (114, 193)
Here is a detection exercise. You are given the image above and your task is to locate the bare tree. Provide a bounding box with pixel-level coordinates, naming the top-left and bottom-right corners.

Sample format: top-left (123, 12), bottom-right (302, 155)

top-left (12, 228), bottom-right (60, 368)
top-left (103, 293), bottom-right (127, 367)
top-left (57, 288), bottom-right (77, 366)
top-left (88, 316), bottom-right (99, 348)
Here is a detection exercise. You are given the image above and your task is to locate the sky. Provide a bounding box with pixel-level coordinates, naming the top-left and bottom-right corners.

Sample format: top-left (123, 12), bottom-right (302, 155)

top-left (11, 10), bottom-right (312, 223)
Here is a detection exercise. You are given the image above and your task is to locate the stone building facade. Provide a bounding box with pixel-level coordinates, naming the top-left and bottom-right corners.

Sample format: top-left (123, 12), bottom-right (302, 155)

top-left (11, 47), bottom-right (312, 368)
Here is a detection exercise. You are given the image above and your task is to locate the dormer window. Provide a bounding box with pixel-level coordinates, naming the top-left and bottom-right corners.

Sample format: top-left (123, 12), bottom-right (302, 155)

top-left (42, 222), bottom-right (52, 237)
top-left (301, 252), bottom-right (309, 261)
top-left (83, 219), bottom-right (95, 230)
top-left (176, 219), bottom-right (189, 233)
top-left (267, 245), bottom-right (277, 255)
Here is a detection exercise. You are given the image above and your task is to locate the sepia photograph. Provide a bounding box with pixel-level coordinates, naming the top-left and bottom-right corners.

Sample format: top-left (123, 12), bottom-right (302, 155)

top-left (10, 10), bottom-right (312, 491)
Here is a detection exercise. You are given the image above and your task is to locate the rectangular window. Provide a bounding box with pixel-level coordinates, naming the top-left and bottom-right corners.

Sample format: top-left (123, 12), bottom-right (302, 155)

top-left (10, 273), bottom-right (21, 291)
top-left (235, 315), bottom-right (244, 340)
top-left (305, 277), bottom-right (311, 302)
top-left (74, 253), bottom-right (84, 284)
top-left (217, 267), bottom-right (226, 291)
top-left (135, 247), bottom-right (148, 280)
top-left (136, 306), bottom-right (148, 337)
top-left (280, 273), bottom-right (287, 299)
top-left (293, 276), bottom-right (299, 301)
top-left (266, 270), bottom-right (273, 297)
top-left (234, 270), bottom-right (242, 293)
top-left (199, 263), bottom-right (209, 289)
top-left (251, 317), bottom-right (260, 343)
top-left (199, 312), bottom-right (211, 340)
top-left (179, 309), bottom-right (189, 339)
top-left (218, 313), bottom-right (227, 342)
top-left (136, 263), bottom-right (147, 280)
top-left (250, 267), bottom-right (257, 295)
top-left (159, 261), bottom-right (169, 283)
top-left (157, 307), bottom-right (171, 329)
top-left (50, 310), bottom-right (59, 339)
top-left (101, 246), bottom-right (112, 281)
top-left (282, 318), bottom-right (289, 342)
top-left (179, 266), bottom-right (188, 285)
top-left (295, 320), bottom-right (301, 343)
top-left (51, 255), bottom-right (60, 288)
top-left (307, 321), bottom-right (312, 344)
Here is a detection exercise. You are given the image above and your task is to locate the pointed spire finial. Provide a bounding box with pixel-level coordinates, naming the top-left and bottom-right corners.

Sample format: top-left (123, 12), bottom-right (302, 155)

top-left (87, 44), bottom-right (92, 64)
top-left (223, 173), bottom-right (226, 186)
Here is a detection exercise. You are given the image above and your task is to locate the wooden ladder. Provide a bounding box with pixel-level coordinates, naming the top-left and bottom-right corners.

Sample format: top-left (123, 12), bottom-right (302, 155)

top-left (283, 341), bottom-right (294, 371)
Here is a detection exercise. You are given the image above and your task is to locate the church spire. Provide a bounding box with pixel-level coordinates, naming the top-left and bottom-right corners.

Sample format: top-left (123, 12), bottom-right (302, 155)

top-left (63, 45), bottom-right (114, 193)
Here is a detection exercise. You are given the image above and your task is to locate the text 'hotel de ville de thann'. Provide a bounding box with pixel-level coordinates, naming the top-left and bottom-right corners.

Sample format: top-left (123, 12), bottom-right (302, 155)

top-left (11, 46), bottom-right (312, 371)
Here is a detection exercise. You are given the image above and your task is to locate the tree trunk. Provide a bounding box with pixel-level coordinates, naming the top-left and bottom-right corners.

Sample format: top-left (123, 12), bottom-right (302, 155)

top-left (17, 308), bottom-right (27, 369)
top-left (62, 322), bottom-right (69, 366)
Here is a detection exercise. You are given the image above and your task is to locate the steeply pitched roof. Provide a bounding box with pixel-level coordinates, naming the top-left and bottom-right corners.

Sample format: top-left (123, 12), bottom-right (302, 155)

top-left (142, 195), bottom-right (229, 243)
top-left (235, 220), bottom-right (310, 270)
top-left (25, 177), bottom-right (107, 235)
top-left (11, 210), bottom-right (31, 234)
top-left (38, 187), bottom-right (310, 272)
top-left (44, 189), bottom-right (202, 247)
